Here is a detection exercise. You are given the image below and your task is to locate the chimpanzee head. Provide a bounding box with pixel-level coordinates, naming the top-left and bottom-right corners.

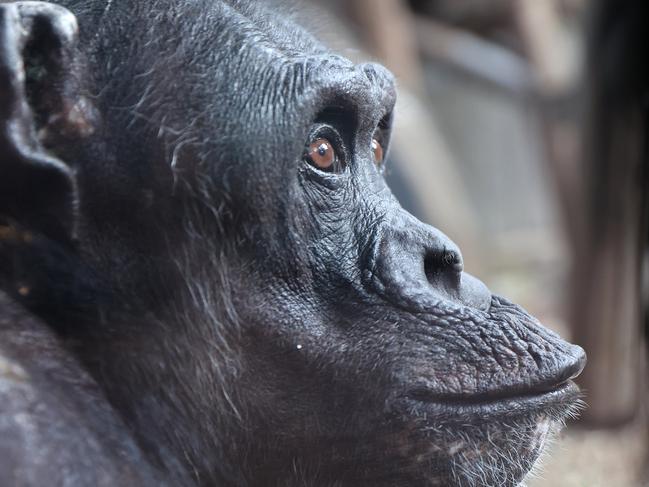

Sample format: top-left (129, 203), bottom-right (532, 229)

top-left (0, 1), bottom-right (585, 485)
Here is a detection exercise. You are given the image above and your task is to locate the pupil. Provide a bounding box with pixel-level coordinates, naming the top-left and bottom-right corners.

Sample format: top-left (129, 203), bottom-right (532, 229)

top-left (317, 144), bottom-right (328, 156)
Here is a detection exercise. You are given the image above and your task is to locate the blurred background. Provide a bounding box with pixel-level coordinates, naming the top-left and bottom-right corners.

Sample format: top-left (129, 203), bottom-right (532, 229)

top-left (304, 0), bottom-right (648, 485)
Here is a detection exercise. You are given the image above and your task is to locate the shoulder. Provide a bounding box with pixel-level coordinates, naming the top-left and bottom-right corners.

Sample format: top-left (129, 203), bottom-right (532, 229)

top-left (0, 292), bottom-right (165, 486)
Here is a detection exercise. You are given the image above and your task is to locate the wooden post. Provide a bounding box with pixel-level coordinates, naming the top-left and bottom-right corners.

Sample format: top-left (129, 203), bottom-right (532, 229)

top-left (567, 0), bottom-right (648, 424)
top-left (512, 0), bottom-right (647, 424)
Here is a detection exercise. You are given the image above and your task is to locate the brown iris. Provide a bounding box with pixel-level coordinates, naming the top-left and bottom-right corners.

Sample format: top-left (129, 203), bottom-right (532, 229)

top-left (371, 138), bottom-right (384, 169)
top-left (306, 138), bottom-right (337, 171)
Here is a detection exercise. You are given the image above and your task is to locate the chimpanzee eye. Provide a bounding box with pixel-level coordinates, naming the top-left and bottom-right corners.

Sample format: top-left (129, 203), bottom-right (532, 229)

top-left (305, 138), bottom-right (341, 172)
top-left (371, 138), bottom-right (384, 171)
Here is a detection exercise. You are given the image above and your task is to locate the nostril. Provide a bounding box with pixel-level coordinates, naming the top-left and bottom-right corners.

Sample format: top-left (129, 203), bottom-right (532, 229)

top-left (423, 252), bottom-right (437, 284)
top-left (424, 249), bottom-right (463, 284)
top-left (443, 250), bottom-right (463, 273)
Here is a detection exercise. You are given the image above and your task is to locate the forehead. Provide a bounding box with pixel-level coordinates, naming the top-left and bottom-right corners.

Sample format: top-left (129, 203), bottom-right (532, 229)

top-left (86, 0), bottom-right (395, 174)
top-left (180, 1), bottom-right (394, 114)
top-left (94, 1), bottom-right (391, 99)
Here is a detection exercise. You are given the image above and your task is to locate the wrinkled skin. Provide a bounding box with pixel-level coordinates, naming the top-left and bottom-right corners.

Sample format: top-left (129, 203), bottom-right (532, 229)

top-left (0, 1), bottom-right (586, 486)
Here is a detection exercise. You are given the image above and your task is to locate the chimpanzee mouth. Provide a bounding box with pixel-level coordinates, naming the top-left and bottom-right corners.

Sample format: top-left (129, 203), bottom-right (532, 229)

top-left (404, 380), bottom-right (581, 418)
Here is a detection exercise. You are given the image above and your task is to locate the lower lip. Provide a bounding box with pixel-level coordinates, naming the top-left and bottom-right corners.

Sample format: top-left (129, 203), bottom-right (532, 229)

top-left (403, 381), bottom-right (580, 418)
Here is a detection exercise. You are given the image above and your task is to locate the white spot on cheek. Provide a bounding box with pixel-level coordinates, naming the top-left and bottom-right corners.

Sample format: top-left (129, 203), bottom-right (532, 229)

top-left (296, 344), bottom-right (303, 350)
top-left (103, 0), bottom-right (114, 15)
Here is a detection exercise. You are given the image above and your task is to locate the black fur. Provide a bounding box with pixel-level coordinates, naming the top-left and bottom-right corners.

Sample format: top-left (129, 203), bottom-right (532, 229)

top-left (0, 1), bottom-right (586, 485)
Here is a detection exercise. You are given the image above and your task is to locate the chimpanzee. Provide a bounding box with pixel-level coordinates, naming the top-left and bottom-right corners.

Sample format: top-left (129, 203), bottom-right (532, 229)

top-left (0, 1), bottom-right (586, 486)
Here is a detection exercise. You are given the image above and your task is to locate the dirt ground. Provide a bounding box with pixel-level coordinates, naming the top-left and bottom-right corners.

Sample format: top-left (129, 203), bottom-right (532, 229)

top-left (528, 421), bottom-right (647, 487)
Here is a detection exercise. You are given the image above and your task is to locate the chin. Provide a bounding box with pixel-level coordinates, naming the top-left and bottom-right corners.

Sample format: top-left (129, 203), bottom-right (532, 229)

top-left (392, 383), bottom-right (584, 486)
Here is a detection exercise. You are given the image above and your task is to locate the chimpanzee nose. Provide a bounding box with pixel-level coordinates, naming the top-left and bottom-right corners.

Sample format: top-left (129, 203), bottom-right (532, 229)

top-left (373, 210), bottom-right (491, 311)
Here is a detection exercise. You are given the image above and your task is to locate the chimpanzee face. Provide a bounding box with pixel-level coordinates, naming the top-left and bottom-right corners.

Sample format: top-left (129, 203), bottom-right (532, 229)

top-left (0, 1), bottom-right (585, 485)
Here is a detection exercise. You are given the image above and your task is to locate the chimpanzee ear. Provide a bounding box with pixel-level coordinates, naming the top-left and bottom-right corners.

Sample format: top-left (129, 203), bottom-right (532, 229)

top-left (0, 2), bottom-right (96, 243)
